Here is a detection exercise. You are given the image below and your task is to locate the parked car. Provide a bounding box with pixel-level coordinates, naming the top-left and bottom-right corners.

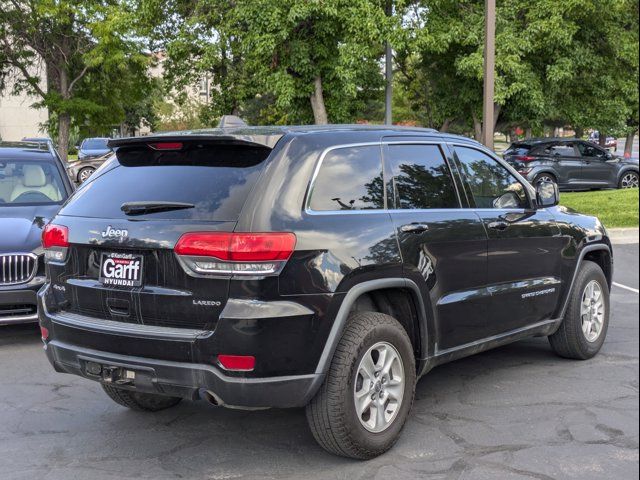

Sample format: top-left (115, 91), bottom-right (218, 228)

top-left (40, 126), bottom-right (613, 459)
top-left (588, 131), bottom-right (617, 150)
top-left (0, 141), bottom-right (74, 325)
top-left (66, 152), bottom-right (112, 183)
top-left (74, 137), bottom-right (112, 181)
top-left (504, 138), bottom-right (639, 190)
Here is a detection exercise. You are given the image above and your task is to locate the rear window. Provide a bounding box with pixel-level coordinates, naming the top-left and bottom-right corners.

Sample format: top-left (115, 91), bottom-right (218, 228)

top-left (82, 139), bottom-right (109, 150)
top-left (504, 144), bottom-right (531, 156)
top-left (60, 144), bottom-right (271, 221)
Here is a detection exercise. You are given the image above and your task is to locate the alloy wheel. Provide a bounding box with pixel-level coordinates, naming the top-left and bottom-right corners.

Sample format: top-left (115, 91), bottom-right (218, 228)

top-left (79, 168), bottom-right (95, 182)
top-left (620, 172), bottom-right (638, 189)
top-left (353, 341), bottom-right (405, 433)
top-left (581, 280), bottom-right (605, 343)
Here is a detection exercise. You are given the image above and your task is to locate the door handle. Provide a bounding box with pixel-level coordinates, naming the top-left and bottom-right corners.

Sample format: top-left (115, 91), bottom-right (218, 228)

top-left (488, 220), bottom-right (509, 231)
top-left (400, 223), bottom-right (429, 234)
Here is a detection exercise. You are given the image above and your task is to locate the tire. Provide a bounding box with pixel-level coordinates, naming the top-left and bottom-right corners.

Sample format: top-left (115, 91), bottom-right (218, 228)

top-left (549, 260), bottom-right (609, 360)
top-left (533, 172), bottom-right (557, 187)
top-left (306, 312), bottom-right (416, 459)
top-left (78, 166), bottom-right (95, 183)
top-left (618, 171), bottom-right (639, 189)
top-left (101, 384), bottom-right (182, 412)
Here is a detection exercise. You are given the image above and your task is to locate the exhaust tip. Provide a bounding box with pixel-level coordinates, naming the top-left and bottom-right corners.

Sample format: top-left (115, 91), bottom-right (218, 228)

top-left (200, 389), bottom-right (224, 407)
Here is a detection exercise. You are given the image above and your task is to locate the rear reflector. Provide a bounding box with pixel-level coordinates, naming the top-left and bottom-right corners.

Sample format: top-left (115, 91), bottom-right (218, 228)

top-left (218, 354), bottom-right (255, 371)
top-left (42, 224), bottom-right (69, 262)
top-left (40, 326), bottom-right (49, 340)
top-left (174, 232), bottom-right (296, 276)
top-left (516, 155), bottom-right (536, 162)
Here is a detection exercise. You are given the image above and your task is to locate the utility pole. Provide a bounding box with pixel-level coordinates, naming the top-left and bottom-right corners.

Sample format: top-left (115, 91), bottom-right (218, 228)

top-left (482, 0), bottom-right (496, 149)
top-left (384, 0), bottom-right (393, 125)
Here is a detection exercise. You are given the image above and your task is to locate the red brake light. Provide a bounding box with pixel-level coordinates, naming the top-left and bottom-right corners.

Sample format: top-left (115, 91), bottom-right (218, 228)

top-left (218, 354), bottom-right (255, 371)
top-left (174, 232), bottom-right (296, 276)
top-left (40, 326), bottom-right (49, 341)
top-left (175, 232), bottom-right (296, 261)
top-left (516, 155), bottom-right (536, 162)
top-left (149, 142), bottom-right (183, 150)
top-left (42, 224), bottom-right (69, 248)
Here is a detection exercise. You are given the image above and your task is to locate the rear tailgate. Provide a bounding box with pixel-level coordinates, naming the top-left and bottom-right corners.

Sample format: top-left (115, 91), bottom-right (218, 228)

top-left (47, 140), bottom-right (273, 331)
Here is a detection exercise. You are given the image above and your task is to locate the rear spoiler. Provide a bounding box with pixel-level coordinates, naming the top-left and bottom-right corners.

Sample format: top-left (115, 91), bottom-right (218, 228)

top-left (108, 134), bottom-right (281, 150)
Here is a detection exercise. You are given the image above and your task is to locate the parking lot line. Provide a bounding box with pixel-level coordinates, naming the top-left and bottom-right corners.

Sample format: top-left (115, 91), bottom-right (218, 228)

top-left (613, 282), bottom-right (639, 294)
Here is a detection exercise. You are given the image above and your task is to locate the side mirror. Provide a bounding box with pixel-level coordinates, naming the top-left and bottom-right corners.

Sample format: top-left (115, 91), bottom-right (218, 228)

top-left (536, 181), bottom-right (559, 208)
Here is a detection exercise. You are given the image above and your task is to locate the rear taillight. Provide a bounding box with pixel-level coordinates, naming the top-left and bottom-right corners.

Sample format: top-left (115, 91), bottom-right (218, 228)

top-left (516, 155), bottom-right (536, 162)
top-left (174, 232), bottom-right (296, 276)
top-left (42, 224), bottom-right (69, 262)
top-left (40, 326), bottom-right (49, 341)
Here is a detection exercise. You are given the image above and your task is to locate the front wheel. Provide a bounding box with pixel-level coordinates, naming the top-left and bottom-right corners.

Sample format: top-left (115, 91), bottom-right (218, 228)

top-left (306, 312), bottom-right (416, 459)
top-left (548, 260), bottom-right (609, 360)
top-left (619, 171), bottom-right (639, 189)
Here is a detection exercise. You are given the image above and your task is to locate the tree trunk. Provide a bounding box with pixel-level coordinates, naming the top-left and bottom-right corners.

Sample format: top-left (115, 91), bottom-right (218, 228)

top-left (310, 76), bottom-right (328, 125)
top-left (624, 130), bottom-right (636, 159)
top-left (598, 133), bottom-right (606, 148)
top-left (525, 127), bottom-right (532, 139)
top-left (575, 126), bottom-right (584, 139)
top-left (57, 112), bottom-right (71, 163)
top-left (472, 114), bottom-right (482, 141)
top-left (440, 118), bottom-right (451, 133)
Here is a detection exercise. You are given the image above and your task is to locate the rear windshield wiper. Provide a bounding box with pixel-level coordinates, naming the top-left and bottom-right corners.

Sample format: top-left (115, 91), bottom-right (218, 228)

top-left (121, 201), bottom-right (195, 216)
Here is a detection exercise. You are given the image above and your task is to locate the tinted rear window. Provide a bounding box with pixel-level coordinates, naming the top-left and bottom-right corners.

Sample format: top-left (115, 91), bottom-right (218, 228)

top-left (60, 144), bottom-right (270, 221)
top-left (82, 139), bottom-right (109, 149)
top-left (504, 144), bottom-right (531, 156)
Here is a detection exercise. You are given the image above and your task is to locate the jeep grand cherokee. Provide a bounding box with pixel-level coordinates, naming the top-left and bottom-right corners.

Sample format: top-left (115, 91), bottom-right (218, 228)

top-left (39, 126), bottom-right (613, 459)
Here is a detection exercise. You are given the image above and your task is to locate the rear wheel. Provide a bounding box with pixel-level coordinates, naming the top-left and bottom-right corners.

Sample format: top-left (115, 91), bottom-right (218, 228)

top-left (306, 312), bottom-right (416, 459)
top-left (101, 384), bottom-right (182, 412)
top-left (619, 171), bottom-right (639, 189)
top-left (533, 172), bottom-right (557, 187)
top-left (548, 260), bottom-right (609, 360)
top-left (78, 166), bottom-right (95, 183)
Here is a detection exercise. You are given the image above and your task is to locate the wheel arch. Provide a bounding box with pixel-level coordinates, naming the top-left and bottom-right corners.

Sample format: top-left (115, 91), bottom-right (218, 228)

top-left (314, 278), bottom-right (429, 377)
top-left (558, 244), bottom-right (612, 322)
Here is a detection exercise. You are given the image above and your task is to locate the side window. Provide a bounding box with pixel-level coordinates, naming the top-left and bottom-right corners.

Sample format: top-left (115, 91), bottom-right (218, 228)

top-left (546, 143), bottom-right (577, 157)
top-left (386, 144), bottom-right (459, 209)
top-left (455, 146), bottom-right (529, 209)
top-left (309, 145), bottom-right (384, 211)
top-left (577, 142), bottom-right (606, 158)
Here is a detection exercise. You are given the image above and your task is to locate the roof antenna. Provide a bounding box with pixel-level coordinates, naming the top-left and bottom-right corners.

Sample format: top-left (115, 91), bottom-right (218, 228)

top-left (218, 115), bottom-right (248, 128)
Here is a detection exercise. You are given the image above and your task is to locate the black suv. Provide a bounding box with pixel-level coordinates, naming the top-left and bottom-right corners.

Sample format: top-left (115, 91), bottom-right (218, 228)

top-left (0, 142), bottom-right (73, 325)
top-left (39, 126), bottom-right (613, 459)
top-left (504, 138), bottom-right (639, 190)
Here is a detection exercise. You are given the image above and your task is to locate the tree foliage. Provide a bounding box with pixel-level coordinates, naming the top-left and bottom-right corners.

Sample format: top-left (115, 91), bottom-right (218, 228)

top-left (395, 0), bottom-right (639, 140)
top-left (0, 0), bottom-right (156, 159)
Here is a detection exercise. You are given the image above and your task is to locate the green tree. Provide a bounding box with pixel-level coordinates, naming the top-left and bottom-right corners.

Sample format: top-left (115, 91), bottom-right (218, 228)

top-left (143, 0), bottom-right (394, 125)
top-left (0, 0), bottom-right (154, 160)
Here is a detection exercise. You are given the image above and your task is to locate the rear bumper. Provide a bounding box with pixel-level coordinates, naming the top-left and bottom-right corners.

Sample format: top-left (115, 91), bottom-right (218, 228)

top-left (44, 339), bottom-right (322, 408)
top-left (38, 284), bottom-right (326, 408)
top-left (0, 283), bottom-right (42, 325)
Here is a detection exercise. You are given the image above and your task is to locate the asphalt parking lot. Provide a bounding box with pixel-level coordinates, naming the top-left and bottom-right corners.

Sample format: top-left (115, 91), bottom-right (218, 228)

top-left (0, 244), bottom-right (638, 480)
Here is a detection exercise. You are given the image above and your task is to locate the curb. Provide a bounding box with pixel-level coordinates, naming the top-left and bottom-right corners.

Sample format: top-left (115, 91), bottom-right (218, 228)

top-left (608, 228), bottom-right (639, 245)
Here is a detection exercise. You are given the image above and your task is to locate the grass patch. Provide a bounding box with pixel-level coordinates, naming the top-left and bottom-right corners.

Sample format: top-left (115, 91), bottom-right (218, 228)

top-left (560, 188), bottom-right (639, 228)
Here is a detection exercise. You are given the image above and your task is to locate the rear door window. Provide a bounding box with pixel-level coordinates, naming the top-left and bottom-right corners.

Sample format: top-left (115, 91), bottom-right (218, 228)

top-left (59, 144), bottom-right (271, 221)
top-left (385, 144), bottom-right (459, 209)
top-left (309, 145), bottom-right (384, 211)
top-left (546, 143), bottom-right (577, 157)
